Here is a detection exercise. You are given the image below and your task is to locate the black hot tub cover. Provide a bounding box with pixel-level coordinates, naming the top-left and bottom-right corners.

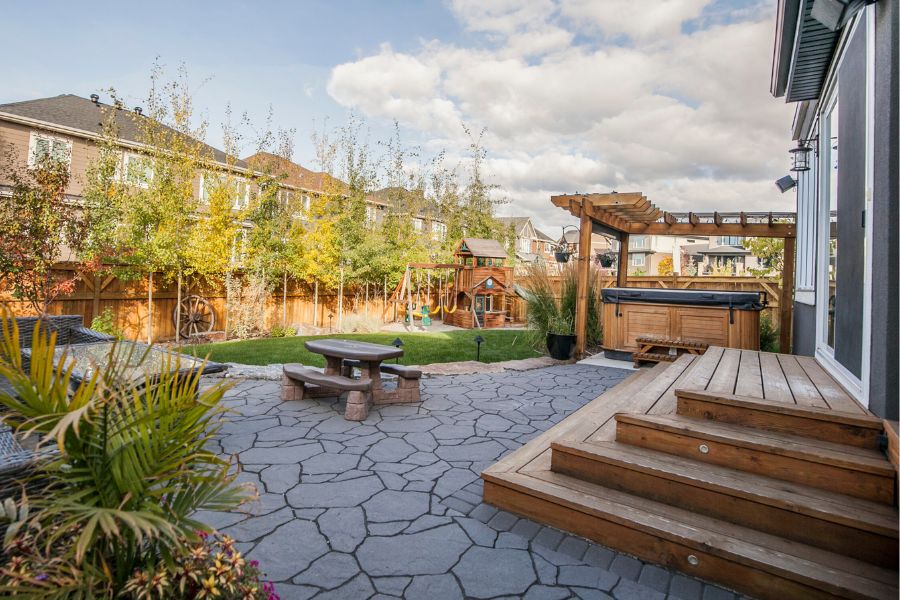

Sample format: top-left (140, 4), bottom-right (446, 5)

top-left (600, 287), bottom-right (766, 310)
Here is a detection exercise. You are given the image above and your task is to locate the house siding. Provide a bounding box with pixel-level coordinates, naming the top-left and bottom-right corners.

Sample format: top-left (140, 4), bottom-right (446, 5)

top-left (869, 0), bottom-right (899, 419)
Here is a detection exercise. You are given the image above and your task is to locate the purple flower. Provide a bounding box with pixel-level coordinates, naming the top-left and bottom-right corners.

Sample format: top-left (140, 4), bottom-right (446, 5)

top-left (36, 574), bottom-right (48, 581)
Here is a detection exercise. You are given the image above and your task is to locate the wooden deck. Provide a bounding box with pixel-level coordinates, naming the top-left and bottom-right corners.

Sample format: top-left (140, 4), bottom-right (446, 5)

top-left (482, 348), bottom-right (898, 600)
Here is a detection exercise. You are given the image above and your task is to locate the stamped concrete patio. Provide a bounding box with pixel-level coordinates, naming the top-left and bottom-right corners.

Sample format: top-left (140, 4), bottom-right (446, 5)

top-left (202, 364), bottom-right (746, 600)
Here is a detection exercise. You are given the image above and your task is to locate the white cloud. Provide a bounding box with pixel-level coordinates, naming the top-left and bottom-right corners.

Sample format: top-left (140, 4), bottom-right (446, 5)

top-left (326, 0), bottom-right (795, 233)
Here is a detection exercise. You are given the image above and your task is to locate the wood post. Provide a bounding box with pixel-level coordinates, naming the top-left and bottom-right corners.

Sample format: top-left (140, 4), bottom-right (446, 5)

top-left (338, 266), bottom-right (344, 331)
top-left (779, 236), bottom-right (796, 353)
top-left (574, 209), bottom-right (592, 358)
top-left (175, 270), bottom-right (182, 344)
top-left (617, 233), bottom-right (630, 288)
top-left (283, 272), bottom-right (288, 326)
top-left (91, 275), bottom-right (101, 323)
top-left (313, 279), bottom-right (318, 328)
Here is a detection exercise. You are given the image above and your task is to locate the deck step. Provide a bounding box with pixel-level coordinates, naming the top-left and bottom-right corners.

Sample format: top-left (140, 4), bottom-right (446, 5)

top-left (550, 440), bottom-right (898, 568)
top-left (614, 414), bottom-right (896, 504)
top-left (675, 389), bottom-right (885, 449)
top-left (483, 468), bottom-right (898, 600)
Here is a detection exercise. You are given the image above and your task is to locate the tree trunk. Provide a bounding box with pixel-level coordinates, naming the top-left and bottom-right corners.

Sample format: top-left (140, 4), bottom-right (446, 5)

top-left (175, 270), bottom-right (182, 344)
top-left (313, 279), bottom-right (318, 328)
top-left (147, 271), bottom-right (153, 344)
top-left (338, 266), bottom-right (344, 331)
top-left (365, 282), bottom-right (369, 318)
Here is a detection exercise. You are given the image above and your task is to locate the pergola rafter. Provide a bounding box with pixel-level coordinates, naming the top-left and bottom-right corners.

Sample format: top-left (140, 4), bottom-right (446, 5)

top-left (552, 192), bottom-right (797, 358)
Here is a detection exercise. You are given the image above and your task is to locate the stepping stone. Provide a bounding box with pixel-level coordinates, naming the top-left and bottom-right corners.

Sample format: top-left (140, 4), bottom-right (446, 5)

top-left (356, 524), bottom-right (470, 576)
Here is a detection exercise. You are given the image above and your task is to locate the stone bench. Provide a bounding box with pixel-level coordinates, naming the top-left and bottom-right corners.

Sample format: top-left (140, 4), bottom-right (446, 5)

top-left (281, 364), bottom-right (373, 421)
top-left (342, 360), bottom-right (423, 403)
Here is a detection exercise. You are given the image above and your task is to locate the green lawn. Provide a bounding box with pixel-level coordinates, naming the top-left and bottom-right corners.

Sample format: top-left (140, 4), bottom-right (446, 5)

top-left (181, 330), bottom-right (542, 367)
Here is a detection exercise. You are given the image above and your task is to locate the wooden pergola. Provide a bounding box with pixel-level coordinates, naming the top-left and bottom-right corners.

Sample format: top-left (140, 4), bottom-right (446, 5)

top-left (551, 192), bottom-right (797, 357)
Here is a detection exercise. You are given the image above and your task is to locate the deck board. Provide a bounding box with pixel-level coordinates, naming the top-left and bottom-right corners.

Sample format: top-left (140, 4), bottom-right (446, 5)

top-left (796, 356), bottom-right (866, 414)
top-left (759, 352), bottom-right (795, 403)
top-left (778, 354), bottom-right (829, 409)
top-left (735, 350), bottom-right (764, 398)
top-left (707, 348), bottom-right (741, 394)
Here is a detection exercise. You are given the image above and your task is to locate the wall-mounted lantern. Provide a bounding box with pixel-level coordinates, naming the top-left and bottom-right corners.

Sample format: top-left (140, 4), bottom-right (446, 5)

top-left (789, 139), bottom-right (813, 172)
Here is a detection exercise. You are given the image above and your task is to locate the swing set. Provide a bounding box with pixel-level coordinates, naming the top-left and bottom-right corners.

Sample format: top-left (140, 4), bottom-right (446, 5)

top-left (390, 262), bottom-right (461, 327)
top-left (388, 238), bottom-right (514, 329)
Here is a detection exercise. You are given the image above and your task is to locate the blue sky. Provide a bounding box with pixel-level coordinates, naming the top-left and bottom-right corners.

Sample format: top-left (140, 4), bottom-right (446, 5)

top-left (1, 0), bottom-right (795, 232)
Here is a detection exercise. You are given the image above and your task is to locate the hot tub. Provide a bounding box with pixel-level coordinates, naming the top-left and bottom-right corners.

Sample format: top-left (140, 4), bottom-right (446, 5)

top-left (600, 288), bottom-right (767, 353)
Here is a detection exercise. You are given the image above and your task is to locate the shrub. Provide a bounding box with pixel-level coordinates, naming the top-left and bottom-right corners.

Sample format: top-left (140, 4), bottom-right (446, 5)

top-left (519, 261), bottom-right (601, 350)
top-left (269, 325), bottom-right (296, 338)
top-left (341, 313), bottom-right (382, 333)
top-left (760, 311), bottom-right (780, 352)
top-left (89, 307), bottom-right (123, 339)
top-left (0, 312), bottom-right (256, 597)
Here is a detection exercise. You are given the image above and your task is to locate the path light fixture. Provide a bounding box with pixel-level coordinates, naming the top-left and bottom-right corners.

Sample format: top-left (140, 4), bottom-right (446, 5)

top-left (392, 337), bottom-right (404, 363)
top-left (474, 335), bottom-right (485, 361)
top-left (328, 313), bottom-right (334, 332)
top-left (789, 139), bottom-right (813, 172)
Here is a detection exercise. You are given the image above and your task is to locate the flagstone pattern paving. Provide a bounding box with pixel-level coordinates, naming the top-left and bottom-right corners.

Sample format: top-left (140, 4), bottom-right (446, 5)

top-left (204, 365), bottom-right (747, 600)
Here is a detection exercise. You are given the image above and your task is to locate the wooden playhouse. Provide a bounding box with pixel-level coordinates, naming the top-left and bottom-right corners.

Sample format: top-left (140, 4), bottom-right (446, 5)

top-left (443, 238), bottom-right (513, 329)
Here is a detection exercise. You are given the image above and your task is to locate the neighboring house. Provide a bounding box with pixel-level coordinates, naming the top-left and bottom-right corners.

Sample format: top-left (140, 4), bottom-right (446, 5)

top-left (680, 236), bottom-right (761, 276)
top-left (497, 216), bottom-right (556, 265)
top-left (365, 186), bottom-right (447, 240)
top-left (771, 0), bottom-right (897, 416)
top-left (558, 229), bottom-right (616, 268)
top-left (243, 151), bottom-right (348, 217)
top-left (0, 93), bottom-right (248, 207)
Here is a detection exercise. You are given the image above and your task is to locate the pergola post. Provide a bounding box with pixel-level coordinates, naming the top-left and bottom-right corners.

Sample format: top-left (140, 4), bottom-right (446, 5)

top-left (574, 209), bottom-right (592, 358)
top-left (617, 233), bottom-right (630, 287)
top-left (779, 236), bottom-right (796, 353)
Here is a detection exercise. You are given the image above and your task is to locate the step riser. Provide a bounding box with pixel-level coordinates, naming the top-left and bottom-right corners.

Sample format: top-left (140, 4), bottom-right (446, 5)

top-left (484, 479), bottom-right (856, 600)
top-left (551, 448), bottom-right (897, 568)
top-left (677, 397), bottom-right (883, 450)
top-left (616, 422), bottom-right (895, 504)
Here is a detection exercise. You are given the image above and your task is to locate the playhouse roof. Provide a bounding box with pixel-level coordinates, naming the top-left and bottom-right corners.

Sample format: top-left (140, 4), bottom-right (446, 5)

top-left (457, 238), bottom-right (508, 258)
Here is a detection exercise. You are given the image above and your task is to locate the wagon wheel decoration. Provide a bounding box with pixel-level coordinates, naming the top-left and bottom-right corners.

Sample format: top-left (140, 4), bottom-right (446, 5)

top-left (173, 295), bottom-right (216, 338)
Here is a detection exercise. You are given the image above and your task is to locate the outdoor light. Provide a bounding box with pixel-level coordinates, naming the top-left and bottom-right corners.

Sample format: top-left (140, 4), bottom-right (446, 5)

top-left (392, 337), bottom-right (404, 363)
top-left (789, 139), bottom-right (812, 172)
top-left (474, 335), bottom-right (485, 361)
top-left (328, 313), bottom-right (334, 332)
top-left (775, 175), bottom-right (797, 194)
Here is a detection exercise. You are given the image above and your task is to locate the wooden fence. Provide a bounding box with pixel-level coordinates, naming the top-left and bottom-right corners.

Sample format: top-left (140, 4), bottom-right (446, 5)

top-left (1, 267), bottom-right (782, 342)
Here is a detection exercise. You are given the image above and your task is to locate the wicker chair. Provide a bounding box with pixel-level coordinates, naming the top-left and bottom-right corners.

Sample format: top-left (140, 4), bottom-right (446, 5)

top-left (0, 315), bottom-right (111, 484)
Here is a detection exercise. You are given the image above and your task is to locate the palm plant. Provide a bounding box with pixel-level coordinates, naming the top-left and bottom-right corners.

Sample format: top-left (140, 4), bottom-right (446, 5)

top-left (0, 312), bottom-right (254, 597)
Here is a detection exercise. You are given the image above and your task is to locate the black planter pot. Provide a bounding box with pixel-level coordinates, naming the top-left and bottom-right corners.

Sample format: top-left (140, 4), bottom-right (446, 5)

top-left (546, 332), bottom-right (577, 360)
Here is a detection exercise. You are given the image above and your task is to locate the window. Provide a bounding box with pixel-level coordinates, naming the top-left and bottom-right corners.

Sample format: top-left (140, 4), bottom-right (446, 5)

top-left (719, 236), bottom-right (742, 246)
top-left (122, 153), bottom-right (153, 188)
top-left (412, 217), bottom-right (423, 232)
top-left (365, 205), bottom-right (377, 227)
top-left (277, 189), bottom-right (294, 206)
top-left (630, 254), bottom-right (645, 267)
top-left (200, 173), bottom-right (249, 209)
top-left (431, 221), bottom-right (447, 240)
top-left (630, 236), bottom-right (646, 249)
top-left (230, 228), bottom-right (248, 265)
top-left (302, 194), bottom-right (311, 212)
top-left (28, 132), bottom-right (72, 169)
top-left (518, 237), bottom-right (531, 253)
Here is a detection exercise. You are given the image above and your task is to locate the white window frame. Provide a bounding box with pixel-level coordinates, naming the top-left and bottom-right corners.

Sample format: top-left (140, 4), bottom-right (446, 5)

top-left (431, 221), bottom-right (447, 240)
top-left (27, 131), bottom-right (72, 169)
top-left (122, 152), bottom-right (153, 188)
top-left (630, 236), bottom-right (646, 249)
top-left (412, 217), bottom-right (424, 232)
top-left (630, 254), bottom-right (645, 267)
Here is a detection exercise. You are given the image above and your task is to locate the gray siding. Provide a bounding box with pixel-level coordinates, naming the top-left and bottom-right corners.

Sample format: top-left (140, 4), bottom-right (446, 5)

top-left (868, 0), bottom-right (899, 420)
top-left (791, 302), bottom-right (818, 357)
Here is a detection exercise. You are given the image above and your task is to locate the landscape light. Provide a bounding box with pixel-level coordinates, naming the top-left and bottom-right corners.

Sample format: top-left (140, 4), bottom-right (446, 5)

top-left (474, 335), bottom-right (485, 361)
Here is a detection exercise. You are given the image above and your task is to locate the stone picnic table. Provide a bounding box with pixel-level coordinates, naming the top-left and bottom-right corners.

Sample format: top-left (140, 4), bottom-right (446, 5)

top-left (304, 338), bottom-right (404, 404)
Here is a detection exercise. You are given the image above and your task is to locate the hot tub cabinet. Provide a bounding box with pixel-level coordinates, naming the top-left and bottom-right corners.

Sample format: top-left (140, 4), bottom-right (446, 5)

top-left (600, 288), bottom-right (765, 353)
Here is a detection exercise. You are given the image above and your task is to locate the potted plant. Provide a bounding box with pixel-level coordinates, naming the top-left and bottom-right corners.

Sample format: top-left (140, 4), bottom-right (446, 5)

top-left (546, 314), bottom-right (577, 360)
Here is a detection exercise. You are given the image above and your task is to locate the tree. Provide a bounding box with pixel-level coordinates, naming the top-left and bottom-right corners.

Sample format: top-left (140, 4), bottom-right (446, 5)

top-left (743, 237), bottom-right (784, 279)
top-left (0, 147), bottom-right (95, 315)
top-left (657, 255), bottom-right (674, 276)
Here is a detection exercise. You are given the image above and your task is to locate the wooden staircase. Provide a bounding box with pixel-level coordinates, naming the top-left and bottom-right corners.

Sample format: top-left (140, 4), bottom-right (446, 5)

top-left (483, 351), bottom-right (899, 600)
